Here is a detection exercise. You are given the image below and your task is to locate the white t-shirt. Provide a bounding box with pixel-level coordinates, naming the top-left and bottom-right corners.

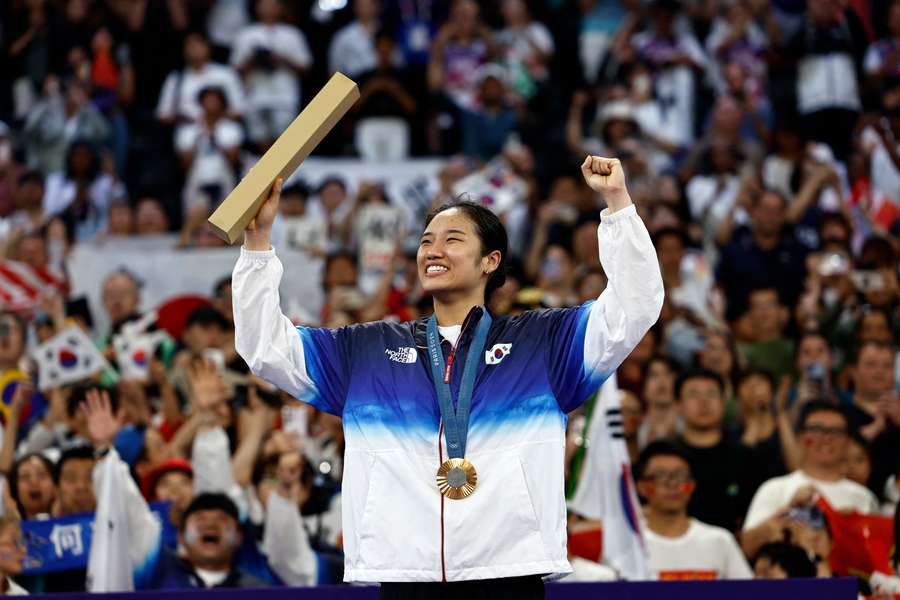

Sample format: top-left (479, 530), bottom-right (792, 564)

top-left (175, 119), bottom-right (243, 204)
top-left (743, 470), bottom-right (880, 531)
top-left (328, 21), bottom-right (377, 79)
top-left (156, 62), bottom-right (247, 121)
top-left (194, 567), bottom-right (229, 587)
top-left (230, 23), bottom-right (312, 111)
top-left (861, 125), bottom-right (900, 204)
top-left (646, 519), bottom-right (752, 581)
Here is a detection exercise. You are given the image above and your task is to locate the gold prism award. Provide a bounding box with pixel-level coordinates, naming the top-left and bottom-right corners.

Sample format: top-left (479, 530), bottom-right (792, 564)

top-left (436, 458), bottom-right (478, 499)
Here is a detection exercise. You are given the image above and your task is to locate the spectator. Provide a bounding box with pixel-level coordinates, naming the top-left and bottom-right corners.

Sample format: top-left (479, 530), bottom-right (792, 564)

top-left (7, 454), bottom-right (56, 520)
top-left (428, 0), bottom-right (493, 112)
top-left (845, 433), bottom-right (872, 489)
top-left (152, 492), bottom-right (269, 589)
top-left (695, 330), bottom-right (740, 422)
top-left (752, 542), bottom-right (817, 578)
top-left (55, 445), bottom-right (96, 516)
top-left (176, 86), bottom-right (243, 210)
top-left (329, 0), bottom-right (382, 80)
top-left (741, 402), bottom-right (879, 558)
top-left (859, 82), bottom-right (900, 209)
top-left (717, 190), bottom-right (807, 322)
top-left (230, 0), bottom-right (313, 149)
top-left (353, 30), bottom-right (417, 161)
top-left (845, 341), bottom-right (895, 436)
top-left (636, 441), bottom-right (752, 580)
top-left (22, 78), bottom-right (110, 176)
top-left (461, 66), bottom-right (519, 161)
top-left (638, 355), bottom-right (680, 447)
top-left (106, 201), bottom-right (134, 236)
top-left (273, 182), bottom-right (326, 259)
top-left (134, 198), bottom-right (170, 235)
top-left (737, 287), bottom-right (794, 383)
top-left (629, 0), bottom-right (708, 147)
top-left (789, 332), bottom-right (841, 414)
top-left (675, 369), bottom-right (762, 532)
top-left (495, 0), bottom-right (554, 100)
top-left (736, 369), bottom-right (787, 481)
top-left (101, 271), bottom-right (142, 336)
top-left (41, 141), bottom-right (124, 242)
top-left (156, 32), bottom-right (246, 126)
top-left (0, 516), bottom-right (28, 595)
top-left (783, 0), bottom-right (868, 160)
top-left (863, 0), bottom-right (900, 82)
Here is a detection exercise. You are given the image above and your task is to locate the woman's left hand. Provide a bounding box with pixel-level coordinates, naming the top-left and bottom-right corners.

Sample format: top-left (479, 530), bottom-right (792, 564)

top-left (580, 156), bottom-right (632, 211)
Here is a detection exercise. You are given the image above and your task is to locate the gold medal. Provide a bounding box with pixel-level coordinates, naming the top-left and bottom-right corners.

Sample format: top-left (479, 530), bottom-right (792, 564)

top-left (436, 458), bottom-right (477, 499)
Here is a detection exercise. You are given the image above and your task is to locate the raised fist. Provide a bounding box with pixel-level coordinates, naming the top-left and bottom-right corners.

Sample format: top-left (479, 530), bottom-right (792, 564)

top-left (580, 156), bottom-right (631, 211)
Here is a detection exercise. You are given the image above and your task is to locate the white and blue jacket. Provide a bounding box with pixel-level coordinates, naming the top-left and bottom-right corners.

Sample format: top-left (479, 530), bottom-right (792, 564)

top-left (233, 204), bottom-right (663, 583)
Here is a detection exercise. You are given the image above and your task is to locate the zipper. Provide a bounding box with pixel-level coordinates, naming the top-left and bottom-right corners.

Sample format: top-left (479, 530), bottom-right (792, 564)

top-left (438, 419), bottom-right (447, 582)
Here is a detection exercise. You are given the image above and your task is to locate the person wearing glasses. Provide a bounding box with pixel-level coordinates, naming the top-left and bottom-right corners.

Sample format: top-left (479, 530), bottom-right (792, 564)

top-left (741, 402), bottom-right (880, 559)
top-left (636, 441), bottom-right (752, 580)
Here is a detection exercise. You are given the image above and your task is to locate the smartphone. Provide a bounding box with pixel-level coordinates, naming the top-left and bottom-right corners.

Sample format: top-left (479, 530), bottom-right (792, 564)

top-left (787, 506), bottom-right (826, 530)
top-left (202, 348), bottom-right (226, 373)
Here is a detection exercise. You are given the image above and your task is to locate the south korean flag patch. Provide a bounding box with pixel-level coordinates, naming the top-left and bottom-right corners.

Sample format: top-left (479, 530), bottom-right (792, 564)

top-left (485, 343), bottom-right (512, 365)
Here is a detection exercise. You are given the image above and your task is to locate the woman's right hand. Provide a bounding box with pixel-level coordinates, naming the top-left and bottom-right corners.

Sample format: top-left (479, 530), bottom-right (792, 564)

top-left (244, 177), bottom-right (282, 251)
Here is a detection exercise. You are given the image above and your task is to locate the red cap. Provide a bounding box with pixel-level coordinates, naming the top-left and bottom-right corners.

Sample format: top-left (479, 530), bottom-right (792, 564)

top-left (142, 458), bottom-right (194, 500)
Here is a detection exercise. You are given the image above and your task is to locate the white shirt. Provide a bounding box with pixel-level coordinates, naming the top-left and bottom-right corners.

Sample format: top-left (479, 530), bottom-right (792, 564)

top-left (156, 62), bottom-right (246, 122)
top-left (861, 125), bottom-right (900, 204)
top-left (175, 119), bottom-right (244, 189)
top-left (743, 469), bottom-right (880, 530)
top-left (194, 567), bottom-right (229, 587)
top-left (207, 0), bottom-right (250, 48)
top-left (328, 21), bottom-right (377, 79)
top-left (646, 519), bottom-right (752, 580)
top-left (231, 23), bottom-right (312, 110)
top-left (42, 172), bottom-right (123, 218)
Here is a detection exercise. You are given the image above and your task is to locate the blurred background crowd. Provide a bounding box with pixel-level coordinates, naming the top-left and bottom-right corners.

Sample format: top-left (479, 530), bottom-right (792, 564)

top-left (0, 0), bottom-right (898, 595)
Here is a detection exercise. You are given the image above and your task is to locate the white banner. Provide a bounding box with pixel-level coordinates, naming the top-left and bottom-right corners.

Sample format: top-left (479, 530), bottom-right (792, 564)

top-left (67, 235), bottom-right (323, 336)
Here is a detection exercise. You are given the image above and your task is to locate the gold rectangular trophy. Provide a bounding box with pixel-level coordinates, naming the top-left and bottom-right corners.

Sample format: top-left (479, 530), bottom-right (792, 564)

top-left (208, 72), bottom-right (359, 244)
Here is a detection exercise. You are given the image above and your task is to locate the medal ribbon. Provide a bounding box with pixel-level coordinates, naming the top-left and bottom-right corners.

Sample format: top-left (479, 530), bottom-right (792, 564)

top-left (426, 308), bottom-right (492, 460)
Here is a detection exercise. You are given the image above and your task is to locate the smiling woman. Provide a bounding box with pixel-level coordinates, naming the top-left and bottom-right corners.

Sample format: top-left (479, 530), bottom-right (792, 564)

top-left (232, 156), bottom-right (664, 599)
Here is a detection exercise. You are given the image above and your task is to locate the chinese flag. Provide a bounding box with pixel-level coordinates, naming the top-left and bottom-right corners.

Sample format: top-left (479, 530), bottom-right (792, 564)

top-left (816, 497), bottom-right (895, 578)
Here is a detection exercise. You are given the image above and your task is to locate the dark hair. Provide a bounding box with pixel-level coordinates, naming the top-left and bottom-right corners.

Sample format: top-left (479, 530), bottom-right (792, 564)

top-left (185, 306), bottom-right (230, 332)
top-left (10, 453), bottom-right (55, 516)
top-left (317, 176), bottom-right (346, 195)
top-left (797, 401), bottom-right (848, 432)
top-left (213, 276), bottom-right (232, 298)
top-left (54, 446), bottom-right (96, 483)
top-left (636, 441), bottom-right (692, 480)
top-left (197, 85), bottom-right (228, 108)
top-left (181, 492), bottom-right (239, 530)
top-left (281, 182), bottom-right (309, 203)
top-left (66, 383), bottom-right (118, 419)
top-left (675, 368), bottom-right (724, 400)
top-left (651, 227), bottom-right (688, 248)
top-left (752, 542), bottom-right (816, 577)
top-left (17, 170), bottom-right (43, 188)
top-left (852, 339), bottom-right (895, 365)
top-left (735, 368), bottom-right (775, 391)
top-left (424, 200), bottom-right (508, 301)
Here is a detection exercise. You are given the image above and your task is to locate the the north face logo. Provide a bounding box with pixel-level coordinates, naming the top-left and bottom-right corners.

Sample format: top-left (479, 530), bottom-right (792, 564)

top-left (485, 343), bottom-right (512, 364)
top-left (385, 347), bottom-right (418, 364)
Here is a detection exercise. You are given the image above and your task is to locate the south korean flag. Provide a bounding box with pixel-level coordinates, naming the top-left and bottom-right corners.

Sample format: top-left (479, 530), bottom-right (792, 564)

top-left (484, 343), bottom-right (512, 365)
top-left (32, 326), bottom-right (111, 391)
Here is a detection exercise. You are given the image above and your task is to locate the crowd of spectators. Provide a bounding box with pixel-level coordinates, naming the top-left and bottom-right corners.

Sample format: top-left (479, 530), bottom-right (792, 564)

top-left (0, 0), bottom-right (898, 595)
